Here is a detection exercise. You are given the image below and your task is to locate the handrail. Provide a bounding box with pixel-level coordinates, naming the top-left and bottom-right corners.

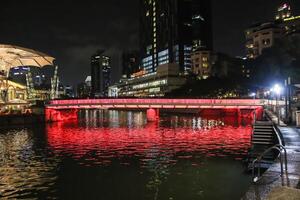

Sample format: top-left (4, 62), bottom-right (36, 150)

top-left (252, 144), bottom-right (288, 182)
top-left (264, 109), bottom-right (285, 146)
top-left (273, 125), bottom-right (285, 146)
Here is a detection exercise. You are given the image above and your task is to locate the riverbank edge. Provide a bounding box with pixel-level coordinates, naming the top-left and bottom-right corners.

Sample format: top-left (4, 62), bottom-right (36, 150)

top-left (0, 114), bottom-right (45, 127)
top-left (242, 111), bottom-right (300, 200)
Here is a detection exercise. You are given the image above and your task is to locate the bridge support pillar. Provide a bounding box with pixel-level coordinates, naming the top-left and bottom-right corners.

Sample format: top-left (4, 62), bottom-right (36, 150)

top-left (146, 108), bottom-right (159, 122)
top-left (45, 108), bottom-right (78, 122)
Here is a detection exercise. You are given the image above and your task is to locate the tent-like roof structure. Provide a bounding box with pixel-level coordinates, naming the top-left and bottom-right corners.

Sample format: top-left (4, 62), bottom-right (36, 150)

top-left (0, 44), bottom-right (55, 73)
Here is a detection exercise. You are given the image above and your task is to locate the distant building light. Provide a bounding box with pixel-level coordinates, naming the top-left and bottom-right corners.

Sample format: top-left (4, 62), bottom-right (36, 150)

top-left (192, 15), bottom-right (204, 21)
top-left (283, 15), bottom-right (300, 21)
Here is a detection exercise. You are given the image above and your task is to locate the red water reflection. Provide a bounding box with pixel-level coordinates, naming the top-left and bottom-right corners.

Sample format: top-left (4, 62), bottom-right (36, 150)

top-left (46, 113), bottom-right (252, 165)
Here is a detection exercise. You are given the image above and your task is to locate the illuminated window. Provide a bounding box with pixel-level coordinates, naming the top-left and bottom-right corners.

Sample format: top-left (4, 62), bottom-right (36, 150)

top-left (202, 63), bottom-right (208, 68)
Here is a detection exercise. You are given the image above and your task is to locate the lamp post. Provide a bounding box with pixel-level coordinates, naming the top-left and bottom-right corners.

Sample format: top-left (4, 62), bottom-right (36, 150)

top-left (250, 92), bottom-right (256, 99)
top-left (273, 84), bottom-right (282, 125)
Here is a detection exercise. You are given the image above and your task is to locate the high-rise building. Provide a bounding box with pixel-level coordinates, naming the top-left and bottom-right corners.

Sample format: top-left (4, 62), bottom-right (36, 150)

top-left (122, 51), bottom-right (140, 78)
top-left (91, 50), bottom-right (111, 97)
top-left (139, 0), bottom-right (213, 74)
top-left (275, 3), bottom-right (292, 20)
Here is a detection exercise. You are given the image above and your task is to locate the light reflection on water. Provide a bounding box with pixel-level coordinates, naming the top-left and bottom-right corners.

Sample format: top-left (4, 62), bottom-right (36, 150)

top-left (0, 110), bottom-right (253, 200)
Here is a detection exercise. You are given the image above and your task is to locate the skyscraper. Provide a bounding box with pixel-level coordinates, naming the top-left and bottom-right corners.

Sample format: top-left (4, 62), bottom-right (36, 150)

top-left (139, 0), bottom-right (213, 74)
top-left (275, 3), bottom-right (292, 20)
top-left (91, 50), bottom-right (111, 97)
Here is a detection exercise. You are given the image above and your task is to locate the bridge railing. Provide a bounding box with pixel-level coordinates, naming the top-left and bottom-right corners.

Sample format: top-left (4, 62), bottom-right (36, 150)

top-left (48, 99), bottom-right (266, 106)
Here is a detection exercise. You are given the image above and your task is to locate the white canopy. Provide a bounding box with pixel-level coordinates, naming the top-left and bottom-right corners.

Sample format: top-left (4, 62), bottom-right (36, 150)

top-left (0, 44), bottom-right (55, 73)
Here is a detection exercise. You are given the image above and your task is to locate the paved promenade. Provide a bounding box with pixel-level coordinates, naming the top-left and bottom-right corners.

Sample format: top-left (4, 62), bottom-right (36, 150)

top-left (242, 125), bottom-right (300, 199)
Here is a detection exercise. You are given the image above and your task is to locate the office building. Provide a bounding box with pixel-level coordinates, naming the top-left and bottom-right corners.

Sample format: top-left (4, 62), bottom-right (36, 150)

top-left (110, 63), bottom-right (186, 97)
top-left (281, 15), bottom-right (300, 35)
top-left (275, 3), bottom-right (292, 20)
top-left (91, 50), bottom-right (111, 97)
top-left (139, 0), bottom-right (213, 74)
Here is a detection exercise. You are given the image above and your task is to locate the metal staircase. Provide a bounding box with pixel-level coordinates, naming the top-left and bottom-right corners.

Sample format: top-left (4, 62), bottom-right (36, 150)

top-left (247, 121), bottom-right (279, 172)
top-left (247, 111), bottom-right (286, 182)
top-left (252, 121), bottom-right (276, 146)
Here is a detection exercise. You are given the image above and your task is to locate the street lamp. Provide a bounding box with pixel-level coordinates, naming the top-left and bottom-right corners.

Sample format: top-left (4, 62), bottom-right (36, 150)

top-left (250, 92), bottom-right (256, 99)
top-left (273, 84), bottom-right (282, 96)
top-left (273, 84), bottom-right (282, 125)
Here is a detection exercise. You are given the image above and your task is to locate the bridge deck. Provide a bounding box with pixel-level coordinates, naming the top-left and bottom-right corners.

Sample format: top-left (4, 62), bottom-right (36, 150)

top-left (46, 99), bottom-right (266, 110)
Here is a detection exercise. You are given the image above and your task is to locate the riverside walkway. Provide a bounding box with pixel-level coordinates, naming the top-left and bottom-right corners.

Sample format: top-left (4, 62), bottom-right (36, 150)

top-left (243, 113), bottom-right (300, 199)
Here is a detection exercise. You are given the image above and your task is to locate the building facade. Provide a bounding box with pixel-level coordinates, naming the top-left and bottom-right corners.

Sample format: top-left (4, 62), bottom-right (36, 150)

top-left (139, 0), bottom-right (213, 74)
top-left (191, 50), bottom-right (212, 79)
top-left (245, 22), bottom-right (283, 59)
top-left (245, 3), bottom-right (300, 59)
top-left (91, 50), bottom-right (111, 97)
top-left (110, 63), bottom-right (186, 97)
top-left (281, 15), bottom-right (300, 35)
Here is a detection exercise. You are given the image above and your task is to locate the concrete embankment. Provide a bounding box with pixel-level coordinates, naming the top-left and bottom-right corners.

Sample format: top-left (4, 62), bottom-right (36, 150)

top-left (0, 114), bottom-right (45, 126)
top-left (242, 111), bottom-right (300, 200)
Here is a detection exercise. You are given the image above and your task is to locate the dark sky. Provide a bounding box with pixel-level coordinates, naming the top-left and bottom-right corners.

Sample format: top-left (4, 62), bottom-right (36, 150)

top-left (1, 0), bottom-right (299, 86)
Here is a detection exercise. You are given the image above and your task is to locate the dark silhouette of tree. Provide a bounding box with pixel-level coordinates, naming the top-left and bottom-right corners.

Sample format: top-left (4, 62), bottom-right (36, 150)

top-left (249, 34), bottom-right (300, 86)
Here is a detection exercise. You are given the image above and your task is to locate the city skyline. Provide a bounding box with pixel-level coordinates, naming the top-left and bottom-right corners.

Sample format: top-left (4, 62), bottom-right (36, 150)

top-left (0, 0), bottom-right (299, 85)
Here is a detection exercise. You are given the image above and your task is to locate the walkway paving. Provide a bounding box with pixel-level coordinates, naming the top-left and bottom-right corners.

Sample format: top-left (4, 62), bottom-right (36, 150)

top-left (242, 125), bottom-right (300, 199)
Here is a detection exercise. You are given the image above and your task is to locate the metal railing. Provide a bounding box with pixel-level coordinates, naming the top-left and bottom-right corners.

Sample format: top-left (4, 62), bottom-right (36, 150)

top-left (264, 109), bottom-right (285, 146)
top-left (252, 144), bottom-right (288, 183)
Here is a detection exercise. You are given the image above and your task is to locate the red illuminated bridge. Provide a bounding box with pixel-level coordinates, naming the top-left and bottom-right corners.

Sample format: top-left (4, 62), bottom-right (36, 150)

top-left (45, 99), bottom-right (266, 122)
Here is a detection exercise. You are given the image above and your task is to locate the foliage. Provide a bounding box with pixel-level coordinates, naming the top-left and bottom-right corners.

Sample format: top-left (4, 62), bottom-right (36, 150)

top-left (167, 77), bottom-right (250, 98)
top-left (248, 34), bottom-right (300, 86)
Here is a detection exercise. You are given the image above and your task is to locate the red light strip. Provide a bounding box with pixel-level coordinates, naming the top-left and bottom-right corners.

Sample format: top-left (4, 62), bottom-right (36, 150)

top-left (47, 99), bottom-right (265, 110)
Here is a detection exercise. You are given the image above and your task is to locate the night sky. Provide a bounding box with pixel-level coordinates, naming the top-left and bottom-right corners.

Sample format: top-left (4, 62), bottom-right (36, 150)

top-left (1, 0), bottom-right (299, 86)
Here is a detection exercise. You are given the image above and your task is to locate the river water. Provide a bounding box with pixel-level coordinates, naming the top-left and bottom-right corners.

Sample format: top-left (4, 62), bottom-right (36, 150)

top-left (0, 110), bottom-right (253, 200)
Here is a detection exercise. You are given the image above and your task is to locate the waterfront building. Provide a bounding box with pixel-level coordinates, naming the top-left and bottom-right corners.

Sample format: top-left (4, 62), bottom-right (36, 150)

top-left (108, 85), bottom-right (119, 97)
top-left (139, 0), bottom-right (213, 74)
top-left (245, 3), bottom-right (300, 59)
top-left (122, 51), bottom-right (140, 78)
top-left (110, 63), bottom-right (186, 97)
top-left (0, 44), bottom-right (58, 105)
top-left (91, 50), bottom-right (111, 97)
